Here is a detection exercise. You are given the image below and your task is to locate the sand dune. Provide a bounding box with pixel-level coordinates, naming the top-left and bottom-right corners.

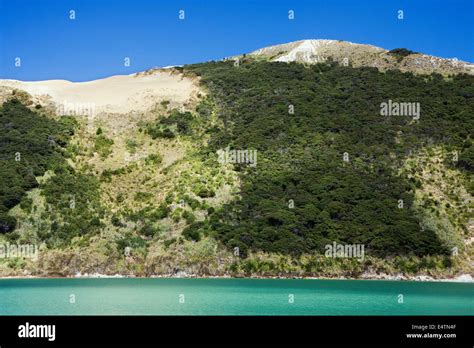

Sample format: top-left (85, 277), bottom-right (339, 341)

top-left (0, 69), bottom-right (199, 114)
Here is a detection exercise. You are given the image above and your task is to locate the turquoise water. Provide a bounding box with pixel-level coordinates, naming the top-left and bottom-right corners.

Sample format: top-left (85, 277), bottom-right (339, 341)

top-left (0, 278), bottom-right (472, 315)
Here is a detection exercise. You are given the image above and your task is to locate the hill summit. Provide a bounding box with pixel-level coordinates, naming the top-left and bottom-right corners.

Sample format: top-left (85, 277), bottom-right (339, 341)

top-left (241, 39), bottom-right (474, 75)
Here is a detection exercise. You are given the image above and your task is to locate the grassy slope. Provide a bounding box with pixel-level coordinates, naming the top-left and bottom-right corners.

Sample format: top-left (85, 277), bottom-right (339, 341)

top-left (1, 60), bottom-right (473, 278)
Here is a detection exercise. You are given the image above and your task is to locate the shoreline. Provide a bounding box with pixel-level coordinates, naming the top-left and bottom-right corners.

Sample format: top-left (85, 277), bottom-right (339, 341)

top-left (1, 272), bottom-right (472, 283)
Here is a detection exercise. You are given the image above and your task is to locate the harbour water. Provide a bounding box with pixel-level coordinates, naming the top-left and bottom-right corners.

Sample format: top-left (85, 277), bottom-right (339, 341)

top-left (0, 278), bottom-right (472, 315)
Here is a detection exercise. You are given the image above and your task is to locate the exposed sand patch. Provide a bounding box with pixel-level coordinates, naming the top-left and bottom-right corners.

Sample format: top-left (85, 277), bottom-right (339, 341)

top-left (0, 69), bottom-right (199, 114)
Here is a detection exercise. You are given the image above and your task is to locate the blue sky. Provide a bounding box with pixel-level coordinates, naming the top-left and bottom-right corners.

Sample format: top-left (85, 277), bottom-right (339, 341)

top-left (0, 0), bottom-right (473, 81)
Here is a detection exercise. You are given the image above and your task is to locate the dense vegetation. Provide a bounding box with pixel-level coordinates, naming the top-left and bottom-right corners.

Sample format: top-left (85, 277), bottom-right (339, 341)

top-left (1, 58), bottom-right (472, 278)
top-left (0, 99), bottom-right (76, 233)
top-left (185, 60), bottom-right (473, 257)
top-left (39, 166), bottom-right (104, 246)
top-left (146, 109), bottom-right (197, 139)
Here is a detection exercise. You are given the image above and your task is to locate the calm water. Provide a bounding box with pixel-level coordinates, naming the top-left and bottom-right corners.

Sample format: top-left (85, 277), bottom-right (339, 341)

top-left (0, 278), bottom-right (472, 315)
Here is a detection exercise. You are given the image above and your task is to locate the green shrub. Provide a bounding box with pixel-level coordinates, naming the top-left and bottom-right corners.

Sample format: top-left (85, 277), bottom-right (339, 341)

top-left (145, 153), bottom-right (163, 166)
top-left (94, 134), bottom-right (114, 158)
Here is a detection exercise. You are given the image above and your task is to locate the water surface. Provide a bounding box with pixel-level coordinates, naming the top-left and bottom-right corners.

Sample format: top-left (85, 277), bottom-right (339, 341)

top-left (0, 278), bottom-right (472, 315)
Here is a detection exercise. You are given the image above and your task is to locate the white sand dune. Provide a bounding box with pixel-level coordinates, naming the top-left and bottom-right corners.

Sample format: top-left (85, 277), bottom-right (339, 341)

top-left (0, 70), bottom-right (199, 114)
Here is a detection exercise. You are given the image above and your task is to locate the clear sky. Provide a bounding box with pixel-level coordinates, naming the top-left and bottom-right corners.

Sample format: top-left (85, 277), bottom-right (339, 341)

top-left (0, 0), bottom-right (473, 81)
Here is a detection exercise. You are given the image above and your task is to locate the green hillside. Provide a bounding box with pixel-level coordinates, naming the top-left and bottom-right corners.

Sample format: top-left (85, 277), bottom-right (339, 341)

top-left (0, 99), bottom-right (77, 233)
top-left (184, 60), bottom-right (473, 257)
top-left (0, 59), bottom-right (472, 278)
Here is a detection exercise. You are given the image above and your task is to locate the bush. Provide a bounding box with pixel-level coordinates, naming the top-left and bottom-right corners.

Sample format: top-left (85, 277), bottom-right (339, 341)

top-left (182, 223), bottom-right (202, 241)
top-left (458, 144), bottom-right (474, 171)
top-left (0, 214), bottom-right (16, 233)
top-left (145, 153), bottom-right (163, 166)
top-left (116, 234), bottom-right (147, 251)
top-left (182, 210), bottom-right (196, 224)
top-left (140, 224), bottom-right (159, 237)
top-left (184, 59), bottom-right (472, 257)
top-left (94, 134), bottom-right (114, 158)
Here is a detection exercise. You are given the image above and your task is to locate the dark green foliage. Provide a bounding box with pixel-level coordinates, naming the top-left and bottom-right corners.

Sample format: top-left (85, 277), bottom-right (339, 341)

top-left (40, 165), bottom-right (104, 245)
top-left (182, 221), bottom-right (205, 241)
top-left (458, 142), bottom-right (474, 171)
top-left (182, 194), bottom-right (201, 210)
top-left (146, 109), bottom-right (197, 139)
top-left (94, 134), bottom-right (114, 158)
top-left (134, 191), bottom-right (153, 202)
top-left (111, 215), bottom-right (125, 227)
top-left (388, 48), bottom-right (417, 62)
top-left (186, 60), bottom-right (474, 257)
top-left (100, 165), bottom-right (135, 182)
top-left (0, 214), bottom-right (16, 233)
top-left (160, 110), bottom-right (195, 135)
top-left (182, 210), bottom-right (196, 224)
top-left (146, 126), bottom-right (175, 139)
top-left (140, 223), bottom-right (160, 237)
top-left (126, 139), bottom-right (139, 154)
top-left (19, 196), bottom-right (33, 212)
top-left (196, 98), bottom-right (213, 119)
top-left (125, 203), bottom-right (170, 226)
top-left (144, 153), bottom-right (163, 166)
top-left (150, 203), bottom-right (170, 220)
top-left (116, 233), bottom-right (147, 251)
top-left (163, 237), bottom-right (176, 249)
top-left (0, 99), bottom-right (76, 233)
top-left (388, 48), bottom-right (417, 56)
top-left (193, 185), bottom-right (215, 198)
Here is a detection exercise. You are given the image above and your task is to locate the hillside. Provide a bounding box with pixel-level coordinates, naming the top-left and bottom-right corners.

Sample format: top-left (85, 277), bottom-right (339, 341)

top-left (243, 39), bottom-right (474, 76)
top-left (0, 40), bottom-right (473, 279)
